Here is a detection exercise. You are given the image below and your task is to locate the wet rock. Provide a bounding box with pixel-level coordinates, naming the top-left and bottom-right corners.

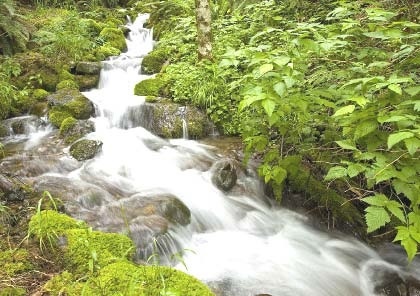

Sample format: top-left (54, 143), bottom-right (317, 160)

top-left (2, 116), bottom-right (43, 135)
top-left (69, 139), bottom-right (102, 161)
top-left (0, 123), bottom-right (10, 137)
top-left (75, 74), bottom-right (100, 91)
top-left (139, 100), bottom-right (211, 139)
top-left (60, 118), bottom-right (95, 144)
top-left (211, 159), bottom-right (238, 192)
top-left (75, 61), bottom-right (102, 75)
top-left (0, 174), bottom-right (26, 202)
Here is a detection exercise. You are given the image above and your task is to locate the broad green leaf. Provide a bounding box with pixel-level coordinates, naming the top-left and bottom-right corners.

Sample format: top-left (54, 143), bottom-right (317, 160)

top-left (363, 31), bottom-right (388, 40)
top-left (409, 227), bottom-right (420, 244)
top-left (405, 86), bottom-right (420, 97)
top-left (362, 194), bottom-right (388, 207)
top-left (405, 137), bottom-right (420, 156)
top-left (401, 236), bottom-right (418, 262)
top-left (333, 105), bottom-right (355, 117)
top-left (259, 63), bottom-right (274, 76)
top-left (386, 201), bottom-right (405, 223)
top-left (388, 84), bottom-right (402, 95)
top-left (283, 76), bottom-right (295, 88)
top-left (239, 94), bottom-right (266, 111)
top-left (268, 113), bottom-right (279, 127)
top-left (375, 167), bottom-right (398, 184)
top-left (272, 166), bottom-right (287, 184)
top-left (408, 212), bottom-right (420, 229)
top-left (354, 120), bottom-right (378, 140)
top-left (347, 163), bottom-right (366, 178)
top-left (324, 166), bottom-right (347, 181)
top-left (347, 96), bottom-right (368, 107)
top-left (273, 82), bottom-right (286, 97)
top-left (365, 206), bottom-right (390, 233)
top-left (378, 115), bottom-right (410, 123)
top-left (335, 140), bottom-right (358, 151)
top-left (388, 131), bottom-right (414, 149)
top-left (273, 56), bottom-right (290, 67)
top-left (367, 61), bottom-right (390, 69)
top-left (261, 99), bottom-right (276, 117)
top-left (394, 226), bottom-right (410, 242)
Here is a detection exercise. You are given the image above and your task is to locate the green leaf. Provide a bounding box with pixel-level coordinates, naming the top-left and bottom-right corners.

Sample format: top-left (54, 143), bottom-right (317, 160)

top-left (335, 140), bottom-right (358, 151)
top-left (261, 99), bottom-right (276, 117)
top-left (347, 163), bottom-right (366, 178)
top-left (409, 227), bottom-right (420, 244)
top-left (365, 206), bottom-right (390, 233)
top-left (333, 105), bottom-right (355, 117)
top-left (386, 201), bottom-right (405, 223)
top-left (347, 96), bottom-right (368, 107)
top-left (273, 56), bottom-right (290, 67)
top-left (394, 226), bottom-right (410, 242)
top-left (273, 82), bottom-right (286, 97)
top-left (388, 84), bottom-right (402, 95)
top-left (259, 63), bottom-right (274, 76)
top-left (324, 166), bottom-right (347, 181)
top-left (363, 31), bottom-right (389, 40)
top-left (401, 236), bottom-right (418, 262)
top-left (271, 166), bottom-right (287, 184)
top-left (405, 86), bottom-right (420, 97)
top-left (405, 137), bottom-right (420, 156)
top-left (354, 120), bottom-right (378, 140)
top-left (362, 194), bottom-right (389, 207)
top-left (388, 131), bottom-right (414, 149)
top-left (378, 115), bottom-right (411, 124)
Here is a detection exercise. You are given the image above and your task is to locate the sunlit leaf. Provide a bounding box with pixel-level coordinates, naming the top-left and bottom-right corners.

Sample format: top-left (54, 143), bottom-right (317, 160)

top-left (362, 194), bottom-right (389, 207)
top-left (324, 166), bottom-right (347, 181)
top-left (365, 206), bottom-right (390, 233)
top-left (261, 99), bottom-right (276, 117)
top-left (332, 105), bottom-right (355, 117)
top-left (388, 131), bottom-right (414, 149)
top-left (388, 84), bottom-right (402, 95)
top-left (259, 63), bottom-right (274, 76)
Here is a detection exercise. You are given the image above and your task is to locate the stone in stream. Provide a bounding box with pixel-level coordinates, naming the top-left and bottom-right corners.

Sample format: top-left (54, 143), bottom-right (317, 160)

top-left (75, 61), bottom-right (102, 75)
top-left (69, 139), bottom-right (102, 161)
top-left (211, 159), bottom-right (238, 192)
top-left (59, 118), bottom-right (95, 144)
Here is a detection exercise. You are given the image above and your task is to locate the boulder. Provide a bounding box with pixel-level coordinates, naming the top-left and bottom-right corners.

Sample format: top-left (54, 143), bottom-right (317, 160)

top-left (0, 174), bottom-right (27, 202)
top-left (211, 159), bottom-right (238, 192)
top-left (75, 62), bottom-right (102, 75)
top-left (137, 99), bottom-right (211, 139)
top-left (75, 74), bottom-right (100, 91)
top-left (60, 118), bottom-right (95, 144)
top-left (69, 139), bottom-right (102, 161)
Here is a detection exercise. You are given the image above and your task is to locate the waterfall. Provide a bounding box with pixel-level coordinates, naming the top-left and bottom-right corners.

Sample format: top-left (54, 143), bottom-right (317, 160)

top-left (3, 13), bottom-right (419, 296)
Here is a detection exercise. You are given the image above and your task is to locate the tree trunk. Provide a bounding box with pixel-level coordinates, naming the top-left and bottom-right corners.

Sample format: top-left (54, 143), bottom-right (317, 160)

top-left (195, 0), bottom-right (213, 60)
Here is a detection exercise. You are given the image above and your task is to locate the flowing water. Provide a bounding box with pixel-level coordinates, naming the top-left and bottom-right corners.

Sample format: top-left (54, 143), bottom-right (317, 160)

top-left (2, 14), bottom-right (420, 296)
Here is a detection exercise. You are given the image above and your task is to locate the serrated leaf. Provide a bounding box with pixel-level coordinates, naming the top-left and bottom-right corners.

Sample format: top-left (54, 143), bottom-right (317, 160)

top-left (354, 120), bottom-right (378, 140)
top-left (324, 166), bottom-right (347, 181)
top-left (362, 194), bottom-right (389, 206)
top-left (386, 201), bottom-right (405, 223)
top-left (273, 56), bottom-right (290, 67)
top-left (378, 115), bottom-right (410, 123)
top-left (388, 131), bottom-right (414, 149)
top-left (347, 163), bottom-right (366, 178)
top-left (365, 206), bottom-right (390, 232)
top-left (394, 226), bottom-right (410, 242)
top-left (363, 31), bottom-right (388, 39)
top-left (347, 96), bottom-right (368, 107)
top-left (388, 84), bottom-right (402, 95)
top-left (261, 99), bottom-right (276, 117)
top-left (272, 166), bottom-right (287, 184)
top-left (259, 63), bottom-right (274, 76)
top-left (401, 236), bottom-right (417, 262)
top-left (409, 227), bottom-right (420, 244)
top-left (335, 140), bottom-right (358, 151)
top-left (375, 167), bottom-right (398, 184)
top-left (405, 86), bottom-right (420, 97)
top-left (333, 105), bottom-right (355, 117)
top-left (273, 82), bottom-right (286, 97)
top-left (405, 137), bottom-right (420, 156)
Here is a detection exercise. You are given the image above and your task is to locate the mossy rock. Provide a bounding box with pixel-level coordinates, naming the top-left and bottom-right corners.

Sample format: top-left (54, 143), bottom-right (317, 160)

top-left (278, 156), bottom-right (365, 235)
top-left (64, 229), bottom-right (135, 276)
top-left (45, 261), bottom-right (214, 296)
top-left (141, 47), bottom-right (169, 74)
top-left (69, 139), bottom-right (102, 161)
top-left (75, 62), bottom-right (102, 75)
top-left (32, 89), bottom-right (49, 102)
top-left (60, 118), bottom-right (95, 144)
top-left (56, 79), bottom-right (79, 91)
top-left (75, 74), bottom-right (100, 91)
top-left (0, 124), bottom-right (9, 137)
top-left (48, 110), bottom-right (73, 128)
top-left (28, 210), bottom-right (87, 243)
top-left (30, 102), bottom-right (48, 117)
top-left (134, 76), bottom-right (167, 97)
top-left (99, 27), bottom-right (127, 52)
top-left (58, 69), bottom-right (75, 81)
top-left (95, 45), bottom-right (121, 60)
top-left (0, 249), bottom-right (32, 277)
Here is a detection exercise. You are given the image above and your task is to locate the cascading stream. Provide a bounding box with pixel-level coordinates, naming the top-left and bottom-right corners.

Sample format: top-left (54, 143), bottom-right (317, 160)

top-left (2, 13), bottom-right (419, 296)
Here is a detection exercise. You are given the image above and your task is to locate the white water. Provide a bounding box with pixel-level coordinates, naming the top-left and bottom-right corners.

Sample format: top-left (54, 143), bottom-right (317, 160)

top-left (3, 14), bottom-right (419, 296)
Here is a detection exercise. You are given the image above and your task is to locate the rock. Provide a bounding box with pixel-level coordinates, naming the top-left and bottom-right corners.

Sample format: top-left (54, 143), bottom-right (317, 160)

top-left (134, 77), bottom-right (165, 97)
top-left (99, 27), bottom-right (127, 52)
top-left (0, 174), bottom-right (26, 202)
top-left (137, 99), bottom-right (211, 139)
top-left (75, 62), bottom-right (102, 75)
top-left (60, 118), bottom-right (95, 144)
top-left (47, 88), bottom-right (95, 127)
top-left (69, 139), bottom-right (102, 161)
top-left (141, 47), bottom-right (169, 74)
top-left (211, 159), bottom-right (238, 192)
top-left (2, 115), bottom-right (43, 135)
top-left (75, 74), bottom-right (100, 91)
top-left (11, 120), bottom-right (25, 134)
top-left (0, 123), bottom-right (9, 137)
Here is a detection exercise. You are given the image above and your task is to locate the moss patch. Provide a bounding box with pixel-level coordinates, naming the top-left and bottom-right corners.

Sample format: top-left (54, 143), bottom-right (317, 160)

top-left (134, 77), bottom-right (166, 97)
top-left (141, 47), bottom-right (169, 74)
top-left (59, 117), bottom-right (77, 136)
top-left (0, 249), bottom-right (32, 277)
top-left (99, 28), bottom-right (127, 52)
top-left (69, 139), bottom-right (102, 161)
top-left (48, 110), bottom-right (73, 128)
top-left (32, 89), bottom-right (49, 102)
top-left (0, 287), bottom-right (26, 296)
top-left (56, 80), bottom-right (79, 91)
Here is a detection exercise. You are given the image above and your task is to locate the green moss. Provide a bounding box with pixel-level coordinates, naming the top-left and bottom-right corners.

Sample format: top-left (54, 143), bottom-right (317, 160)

top-left (65, 97), bottom-right (93, 119)
top-left (32, 89), bottom-right (49, 102)
top-left (48, 109), bottom-right (73, 128)
top-left (58, 70), bottom-right (75, 82)
top-left (145, 96), bottom-right (158, 103)
top-left (69, 139), bottom-right (102, 161)
top-left (134, 77), bottom-right (165, 97)
top-left (82, 261), bottom-right (214, 296)
top-left (95, 45), bottom-right (121, 60)
top-left (0, 124), bottom-right (9, 137)
top-left (141, 47), bottom-right (169, 74)
top-left (43, 271), bottom-right (82, 296)
top-left (56, 80), bottom-right (79, 91)
top-left (59, 117), bottom-right (77, 136)
top-left (0, 249), bottom-right (32, 277)
top-left (28, 210), bottom-right (87, 244)
top-left (39, 69), bottom-right (60, 92)
top-left (31, 102), bottom-right (48, 117)
top-left (279, 156), bottom-right (364, 226)
top-left (0, 287), bottom-right (26, 296)
top-left (64, 229), bottom-right (135, 276)
top-left (99, 27), bottom-right (127, 52)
